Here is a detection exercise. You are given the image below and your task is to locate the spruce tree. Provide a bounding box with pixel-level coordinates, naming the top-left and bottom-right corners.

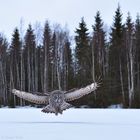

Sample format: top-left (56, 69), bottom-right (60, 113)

top-left (9, 28), bottom-right (21, 106)
top-left (43, 21), bottom-right (51, 92)
top-left (10, 28), bottom-right (21, 90)
top-left (92, 11), bottom-right (109, 107)
top-left (0, 35), bottom-right (8, 105)
top-left (109, 5), bottom-right (124, 104)
top-left (75, 18), bottom-right (92, 87)
top-left (92, 11), bottom-right (106, 77)
top-left (24, 25), bottom-right (36, 92)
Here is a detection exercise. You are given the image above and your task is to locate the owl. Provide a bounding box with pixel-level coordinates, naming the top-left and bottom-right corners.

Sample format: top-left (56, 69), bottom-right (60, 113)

top-left (12, 82), bottom-right (99, 115)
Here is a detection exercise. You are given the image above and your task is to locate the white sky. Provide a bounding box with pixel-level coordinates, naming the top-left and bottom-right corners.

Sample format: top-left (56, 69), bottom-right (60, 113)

top-left (0, 0), bottom-right (140, 39)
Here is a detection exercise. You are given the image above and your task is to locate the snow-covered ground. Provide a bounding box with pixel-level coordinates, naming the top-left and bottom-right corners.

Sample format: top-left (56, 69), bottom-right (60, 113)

top-left (0, 108), bottom-right (140, 140)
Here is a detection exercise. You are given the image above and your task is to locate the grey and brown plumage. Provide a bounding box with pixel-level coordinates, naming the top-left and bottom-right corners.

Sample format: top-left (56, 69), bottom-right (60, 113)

top-left (12, 82), bottom-right (99, 115)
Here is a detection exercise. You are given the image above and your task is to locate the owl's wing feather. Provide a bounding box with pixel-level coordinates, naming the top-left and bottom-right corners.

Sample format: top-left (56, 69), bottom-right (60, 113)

top-left (65, 82), bottom-right (99, 101)
top-left (12, 89), bottom-right (49, 104)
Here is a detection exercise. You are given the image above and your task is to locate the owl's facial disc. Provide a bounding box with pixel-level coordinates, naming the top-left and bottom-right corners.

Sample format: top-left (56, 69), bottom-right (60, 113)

top-left (49, 90), bottom-right (64, 107)
top-left (53, 94), bottom-right (62, 103)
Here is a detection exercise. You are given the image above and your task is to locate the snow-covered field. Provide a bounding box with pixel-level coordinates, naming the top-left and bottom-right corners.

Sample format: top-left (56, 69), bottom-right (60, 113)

top-left (0, 108), bottom-right (140, 140)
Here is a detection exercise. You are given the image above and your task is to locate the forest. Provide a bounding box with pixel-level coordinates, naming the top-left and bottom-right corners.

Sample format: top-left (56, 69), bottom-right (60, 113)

top-left (0, 5), bottom-right (140, 108)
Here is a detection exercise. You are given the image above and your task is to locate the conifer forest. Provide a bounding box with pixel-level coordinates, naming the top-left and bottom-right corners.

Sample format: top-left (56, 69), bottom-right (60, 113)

top-left (1, 6), bottom-right (140, 108)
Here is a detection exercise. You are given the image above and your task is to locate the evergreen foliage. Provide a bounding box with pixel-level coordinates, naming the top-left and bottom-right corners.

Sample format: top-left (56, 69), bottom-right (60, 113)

top-left (109, 5), bottom-right (124, 104)
top-left (75, 18), bottom-right (92, 87)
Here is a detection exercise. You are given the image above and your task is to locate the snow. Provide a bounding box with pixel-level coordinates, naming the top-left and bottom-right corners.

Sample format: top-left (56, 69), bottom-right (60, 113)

top-left (0, 108), bottom-right (140, 140)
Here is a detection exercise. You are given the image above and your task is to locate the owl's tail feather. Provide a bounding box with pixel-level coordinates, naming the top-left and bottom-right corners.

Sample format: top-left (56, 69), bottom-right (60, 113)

top-left (41, 105), bottom-right (55, 114)
top-left (61, 102), bottom-right (72, 111)
top-left (41, 102), bottom-right (72, 115)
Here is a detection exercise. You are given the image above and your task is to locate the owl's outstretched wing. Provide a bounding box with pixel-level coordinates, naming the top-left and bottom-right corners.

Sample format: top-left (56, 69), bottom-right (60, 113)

top-left (65, 82), bottom-right (99, 101)
top-left (12, 89), bottom-right (49, 104)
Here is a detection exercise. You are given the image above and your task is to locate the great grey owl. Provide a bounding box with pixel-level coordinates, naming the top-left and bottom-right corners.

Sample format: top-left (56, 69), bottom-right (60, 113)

top-left (12, 82), bottom-right (99, 115)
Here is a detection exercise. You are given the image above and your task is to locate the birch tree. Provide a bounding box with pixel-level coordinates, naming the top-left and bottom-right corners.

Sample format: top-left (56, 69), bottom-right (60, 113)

top-left (125, 13), bottom-right (135, 107)
top-left (135, 14), bottom-right (140, 89)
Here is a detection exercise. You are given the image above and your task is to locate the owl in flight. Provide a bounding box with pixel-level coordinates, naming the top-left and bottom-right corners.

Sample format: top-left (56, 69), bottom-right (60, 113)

top-left (12, 82), bottom-right (99, 115)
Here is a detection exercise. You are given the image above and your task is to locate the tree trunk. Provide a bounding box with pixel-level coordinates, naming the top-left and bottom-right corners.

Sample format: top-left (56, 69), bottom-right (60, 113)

top-left (119, 58), bottom-right (125, 105)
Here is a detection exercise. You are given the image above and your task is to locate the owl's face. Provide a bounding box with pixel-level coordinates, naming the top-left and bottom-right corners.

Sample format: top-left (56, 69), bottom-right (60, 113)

top-left (49, 90), bottom-right (64, 107)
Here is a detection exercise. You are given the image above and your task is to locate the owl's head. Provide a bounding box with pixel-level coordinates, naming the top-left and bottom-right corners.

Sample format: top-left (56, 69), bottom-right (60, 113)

top-left (49, 90), bottom-right (64, 106)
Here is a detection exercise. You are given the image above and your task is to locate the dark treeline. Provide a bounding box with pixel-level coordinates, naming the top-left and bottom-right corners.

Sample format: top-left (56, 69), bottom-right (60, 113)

top-left (0, 6), bottom-right (140, 108)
